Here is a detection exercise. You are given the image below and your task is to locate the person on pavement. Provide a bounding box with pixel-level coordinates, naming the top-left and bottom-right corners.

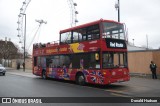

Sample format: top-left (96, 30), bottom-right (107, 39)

top-left (150, 61), bottom-right (157, 79)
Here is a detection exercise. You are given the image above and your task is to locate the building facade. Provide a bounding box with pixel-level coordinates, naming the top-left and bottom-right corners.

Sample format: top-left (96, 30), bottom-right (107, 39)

top-left (128, 50), bottom-right (160, 76)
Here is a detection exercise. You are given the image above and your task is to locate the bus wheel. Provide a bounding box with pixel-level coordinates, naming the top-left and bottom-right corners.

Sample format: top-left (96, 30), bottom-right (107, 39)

top-left (42, 70), bottom-right (46, 79)
top-left (76, 74), bottom-right (85, 85)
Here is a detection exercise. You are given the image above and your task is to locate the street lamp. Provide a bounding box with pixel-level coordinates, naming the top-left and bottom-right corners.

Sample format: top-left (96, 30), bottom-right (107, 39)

top-left (115, 0), bottom-right (120, 22)
top-left (146, 34), bottom-right (149, 50)
top-left (20, 13), bottom-right (26, 72)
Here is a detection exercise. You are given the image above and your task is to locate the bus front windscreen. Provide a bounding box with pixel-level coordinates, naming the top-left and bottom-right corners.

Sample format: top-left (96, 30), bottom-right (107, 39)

top-left (102, 52), bottom-right (128, 68)
top-left (103, 22), bottom-right (125, 40)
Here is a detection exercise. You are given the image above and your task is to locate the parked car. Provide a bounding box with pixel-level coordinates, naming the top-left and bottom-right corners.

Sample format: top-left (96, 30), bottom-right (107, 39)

top-left (0, 64), bottom-right (6, 76)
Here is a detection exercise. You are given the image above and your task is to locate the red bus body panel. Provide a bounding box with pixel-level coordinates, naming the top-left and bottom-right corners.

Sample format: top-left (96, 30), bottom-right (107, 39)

top-left (33, 66), bottom-right (130, 85)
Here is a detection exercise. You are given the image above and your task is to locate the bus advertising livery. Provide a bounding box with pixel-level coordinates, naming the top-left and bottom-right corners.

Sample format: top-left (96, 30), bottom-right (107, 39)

top-left (32, 19), bottom-right (130, 85)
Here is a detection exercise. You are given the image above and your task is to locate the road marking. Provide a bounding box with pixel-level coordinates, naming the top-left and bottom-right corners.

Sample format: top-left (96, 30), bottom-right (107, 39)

top-left (105, 89), bottom-right (132, 97)
top-left (110, 92), bottom-right (131, 97)
top-left (105, 89), bottom-right (126, 93)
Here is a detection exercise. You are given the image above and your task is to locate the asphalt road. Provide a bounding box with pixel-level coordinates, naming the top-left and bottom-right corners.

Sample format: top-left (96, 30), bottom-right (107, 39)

top-left (0, 73), bottom-right (114, 97)
top-left (0, 71), bottom-right (160, 106)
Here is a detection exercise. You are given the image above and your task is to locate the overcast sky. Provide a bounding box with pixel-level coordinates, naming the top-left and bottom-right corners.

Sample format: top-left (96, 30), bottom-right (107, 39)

top-left (0, 0), bottom-right (160, 53)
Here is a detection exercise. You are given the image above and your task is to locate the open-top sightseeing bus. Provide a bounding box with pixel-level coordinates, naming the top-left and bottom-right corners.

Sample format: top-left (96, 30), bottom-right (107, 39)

top-left (32, 19), bottom-right (130, 85)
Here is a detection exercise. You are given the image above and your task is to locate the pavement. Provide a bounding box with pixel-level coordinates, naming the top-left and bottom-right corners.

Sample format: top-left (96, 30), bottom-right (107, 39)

top-left (5, 67), bottom-right (38, 78)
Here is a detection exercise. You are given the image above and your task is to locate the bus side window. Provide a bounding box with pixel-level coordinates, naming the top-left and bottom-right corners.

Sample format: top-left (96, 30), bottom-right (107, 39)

top-left (72, 31), bottom-right (79, 43)
top-left (46, 58), bottom-right (50, 67)
top-left (82, 35), bottom-right (87, 41)
top-left (87, 24), bottom-right (100, 41)
top-left (60, 32), bottom-right (72, 44)
top-left (34, 57), bottom-right (37, 66)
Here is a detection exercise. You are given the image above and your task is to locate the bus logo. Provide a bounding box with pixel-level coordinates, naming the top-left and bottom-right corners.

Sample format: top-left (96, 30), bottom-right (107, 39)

top-left (78, 43), bottom-right (84, 50)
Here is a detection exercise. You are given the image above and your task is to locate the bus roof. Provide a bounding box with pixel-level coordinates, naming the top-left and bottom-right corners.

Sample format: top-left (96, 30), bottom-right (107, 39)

top-left (60, 19), bottom-right (123, 33)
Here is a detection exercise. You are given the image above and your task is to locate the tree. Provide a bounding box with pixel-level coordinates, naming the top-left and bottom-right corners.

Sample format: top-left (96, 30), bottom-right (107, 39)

top-left (0, 41), bottom-right (20, 60)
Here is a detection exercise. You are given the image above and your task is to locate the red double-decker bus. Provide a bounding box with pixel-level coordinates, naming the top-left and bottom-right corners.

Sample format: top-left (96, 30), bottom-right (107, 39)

top-left (32, 19), bottom-right (130, 85)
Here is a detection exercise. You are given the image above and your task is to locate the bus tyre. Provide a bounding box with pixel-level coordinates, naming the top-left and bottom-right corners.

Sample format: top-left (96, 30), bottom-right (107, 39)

top-left (76, 74), bottom-right (85, 86)
top-left (42, 70), bottom-right (46, 79)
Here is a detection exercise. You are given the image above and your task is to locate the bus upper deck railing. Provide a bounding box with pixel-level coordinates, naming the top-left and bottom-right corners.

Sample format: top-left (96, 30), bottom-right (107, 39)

top-left (33, 40), bottom-right (59, 49)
